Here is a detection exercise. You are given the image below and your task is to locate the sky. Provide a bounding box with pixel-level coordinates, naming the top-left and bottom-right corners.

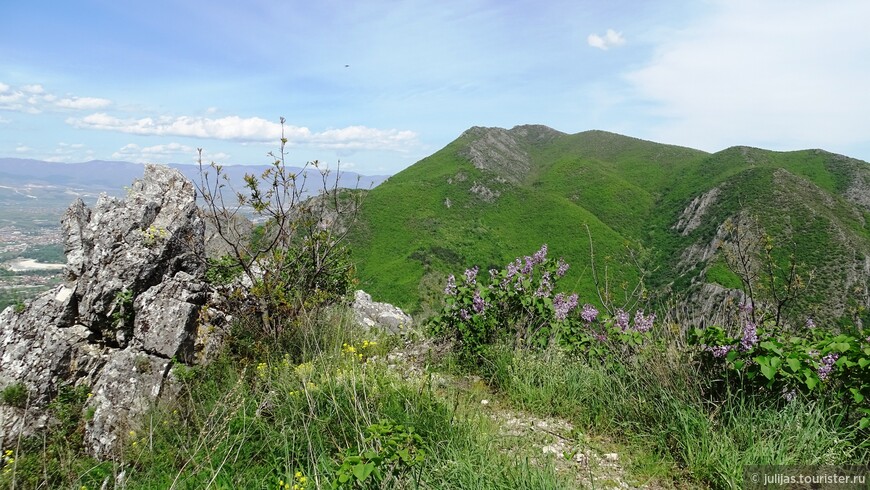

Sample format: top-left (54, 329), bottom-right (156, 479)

top-left (1, 0), bottom-right (869, 175)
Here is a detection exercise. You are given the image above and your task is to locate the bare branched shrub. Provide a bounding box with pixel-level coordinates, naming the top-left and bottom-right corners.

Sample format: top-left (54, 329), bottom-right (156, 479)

top-left (196, 117), bottom-right (364, 340)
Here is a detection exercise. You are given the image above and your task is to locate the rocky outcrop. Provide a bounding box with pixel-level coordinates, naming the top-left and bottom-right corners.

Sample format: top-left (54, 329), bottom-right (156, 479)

top-left (352, 290), bottom-right (413, 334)
top-left (673, 187), bottom-right (720, 236)
top-left (0, 164), bottom-right (216, 457)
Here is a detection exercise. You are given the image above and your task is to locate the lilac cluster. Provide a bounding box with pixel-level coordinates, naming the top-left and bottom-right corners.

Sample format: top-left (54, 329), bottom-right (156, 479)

top-left (781, 387), bottom-right (797, 402)
top-left (532, 244), bottom-right (548, 264)
top-left (738, 302), bottom-right (753, 314)
top-left (706, 344), bottom-right (733, 358)
top-left (817, 353), bottom-right (839, 381)
top-left (464, 266), bottom-right (479, 285)
top-left (555, 258), bottom-right (569, 278)
top-left (553, 293), bottom-right (579, 321)
top-left (805, 317), bottom-right (816, 329)
top-left (472, 290), bottom-right (486, 315)
top-left (580, 304), bottom-right (599, 323)
top-left (535, 272), bottom-right (553, 298)
top-left (459, 309), bottom-right (471, 321)
top-left (632, 310), bottom-right (655, 333)
top-left (444, 275), bottom-right (457, 296)
top-left (614, 309), bottom-right (630, 331)
top-left (501, 244), bottom-right (550, 290)
top-left (740, 322), bottom-right (758, 351)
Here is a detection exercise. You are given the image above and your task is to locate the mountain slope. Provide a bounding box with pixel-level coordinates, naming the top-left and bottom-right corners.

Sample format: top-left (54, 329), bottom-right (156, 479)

top-left (349, 125), bottom-right (870, 328)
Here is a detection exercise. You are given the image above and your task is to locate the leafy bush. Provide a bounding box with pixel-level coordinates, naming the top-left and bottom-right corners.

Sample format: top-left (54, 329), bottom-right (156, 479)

top-left (332, 419), bottom-right (425, 488)
top-left (197, 119), bottom-right (362, 340)
top-left (690, 313), bottom-right (870, 430)
top-left (431, 244), bottom-right (653, 363)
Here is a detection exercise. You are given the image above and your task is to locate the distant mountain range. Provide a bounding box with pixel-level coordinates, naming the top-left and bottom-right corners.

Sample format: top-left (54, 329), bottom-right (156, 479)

top-left (348, 125), bottom-right (870, 328)
top-left (0, 158), bottom-right (388, 208)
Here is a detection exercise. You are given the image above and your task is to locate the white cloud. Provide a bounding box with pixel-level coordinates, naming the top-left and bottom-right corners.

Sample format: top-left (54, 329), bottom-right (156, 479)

top-left (15, 145), bottom-right (31, 153)
top-left (0, 83), bottom-right (112, 113)
top-left (112, 142), bottom-right (228, 163)
top-left (55, 96), bottom-right (112, 110)
top-left (69, 114), bottom-right (419, 151)
top-left (21, 84), bottom-right (45, 94)
top-left (42, 142), bottom-right (94, 162)
top-left (588, 29), bottom-right (625, 50)
top-left (626, 0), bottom-right (870, 153)
top-left (0, 115), bottom-right (10, 124)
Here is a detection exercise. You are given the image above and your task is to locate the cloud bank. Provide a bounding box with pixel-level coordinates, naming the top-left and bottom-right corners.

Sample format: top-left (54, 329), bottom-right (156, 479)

top-left (68, 114), bottom-right (419, 151)
top-left (0, 83), bottom-right (111, 113)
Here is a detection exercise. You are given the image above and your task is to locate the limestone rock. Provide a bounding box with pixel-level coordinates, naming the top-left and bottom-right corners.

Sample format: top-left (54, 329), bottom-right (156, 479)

top-left (352, 290), bottom-right (413, 334)
top-left (0, 164), bottom-right (215, 457)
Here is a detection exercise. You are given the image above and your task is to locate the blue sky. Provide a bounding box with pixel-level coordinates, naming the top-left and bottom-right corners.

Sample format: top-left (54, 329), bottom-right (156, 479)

top-left (1, 0), bottom-right (869, 174)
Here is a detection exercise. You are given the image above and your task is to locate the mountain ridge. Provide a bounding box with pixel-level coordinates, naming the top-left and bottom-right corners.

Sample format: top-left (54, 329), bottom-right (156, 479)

top-left (349, 125), bottom-right (870, 327)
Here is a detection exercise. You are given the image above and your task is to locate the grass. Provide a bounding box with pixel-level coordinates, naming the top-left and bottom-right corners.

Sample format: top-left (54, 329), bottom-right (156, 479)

top-left (0, 308), bottom-right (575, 489)
top-left (3, 301), bottom-right (867, 488)
top-left (471, 339), bottom-right (867, 489)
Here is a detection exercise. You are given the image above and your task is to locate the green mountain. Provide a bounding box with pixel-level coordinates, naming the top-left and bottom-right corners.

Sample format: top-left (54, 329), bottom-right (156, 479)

top-left (349, 125), bottom-right (870, 327)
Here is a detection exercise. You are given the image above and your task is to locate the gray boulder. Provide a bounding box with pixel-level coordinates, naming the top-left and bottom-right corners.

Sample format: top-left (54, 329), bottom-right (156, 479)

top-left (352, 290), bottom-right (413, 334)
top-left (0, 164), bottom-right (216, 457)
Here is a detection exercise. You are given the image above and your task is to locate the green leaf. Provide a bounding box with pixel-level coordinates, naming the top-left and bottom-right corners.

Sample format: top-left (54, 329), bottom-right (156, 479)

top-left (805, 375), bottom-right (819, 390)
top-left (338, 473), bottom-right (350, 484)
top-left (769, 357), bottom-right (783, 370)
top-left (859, 358), bottom-right (870, 368)
top-left (786, 357), bottom-right (803, 373)
top-left (760, 363), bottom-right (776, 380)
top-left (850, 388), bottom-right (865, 404)
top-left (352, 462), bottom-right (374, 482)
top-left (860, 417), bottom-right (869, 430)
top-left (759, 341), bottom-right (783, 355)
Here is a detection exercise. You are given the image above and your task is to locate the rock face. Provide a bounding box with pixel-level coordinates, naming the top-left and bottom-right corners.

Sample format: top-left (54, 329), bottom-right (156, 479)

top-left (352, 290), bottom-right (413, 334)
top-left (0, 164), bottom-right (212, 457)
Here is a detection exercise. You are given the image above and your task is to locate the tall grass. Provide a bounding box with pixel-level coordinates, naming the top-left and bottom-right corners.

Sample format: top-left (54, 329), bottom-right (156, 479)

top-left (1, 308), bottom-right (574, 489)
top-left (477, 342), bottom-right (867, 489)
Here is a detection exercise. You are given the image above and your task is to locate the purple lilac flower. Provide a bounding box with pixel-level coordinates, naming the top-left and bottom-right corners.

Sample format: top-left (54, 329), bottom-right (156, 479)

top-left (738, 302), bottom-right (753, 314)
top-left (506, 260), bottom-right (520, 279)
top-left (580, 304), bottom-right (599, 323)
top-left (444, 275), bottom-right (457, 296)
top-left (459, 309), bottom-right (471, 321)
top-left (535, 272), bottom-right (553, 298)
top-left (472, 290), bottom-right (486, 315)
top-left (817, 353), bottom-right (839, 381)
top-left (632, 310), bottom-right (655, 333)
top-left (595, 333), bottom-right (607, 342)
top-left (532, 244), bottom-right (548, 264)
top-left (782, 388), bottom-right (797, 402)
top-left (489, 269), bottom-right (498, 280)
top-left (808, 349), bottom-right (820, 358)
top-left (555, 258), bottom-right (569, 278)
top-left (707, 344), bottom-right (732, 358)
top-left (805, 317), bottom-right (816, 329)
top-left (521, 256), bottom-right (534, 275)
top-left (614, 309), bottom-right (630, 331)
top-left (740, 322), bottom-right (758, 351)
top-left (464, 266), bottom-right (479, 285)
top-left (553, 293), bottom-right (579, 321)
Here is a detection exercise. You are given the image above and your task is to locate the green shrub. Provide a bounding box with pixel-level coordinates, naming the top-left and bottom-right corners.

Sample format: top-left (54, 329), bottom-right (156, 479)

top-left (1, 383), bottom-right (28, 408)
